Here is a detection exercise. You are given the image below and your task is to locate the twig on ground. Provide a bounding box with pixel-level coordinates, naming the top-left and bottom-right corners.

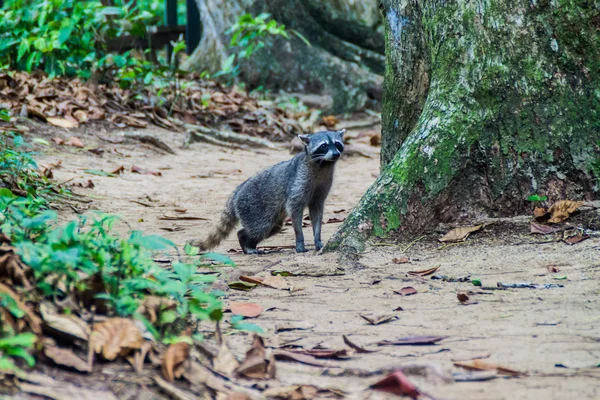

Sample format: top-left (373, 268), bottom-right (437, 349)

top-left (184, 123), bottom-right (277, 149)
top-left (122, 131), bottom-right (176, 154)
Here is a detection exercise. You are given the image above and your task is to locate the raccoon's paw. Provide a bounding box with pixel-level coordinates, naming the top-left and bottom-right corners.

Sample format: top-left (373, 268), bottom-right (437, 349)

top-left (314, 240), bottom-right (323, 251)
top-left (295, 244), bottom-right (308, 253)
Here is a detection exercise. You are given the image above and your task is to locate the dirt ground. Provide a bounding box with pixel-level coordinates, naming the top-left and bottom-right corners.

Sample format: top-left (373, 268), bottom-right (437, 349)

top-left (28, 121), bottom-right (600, 400)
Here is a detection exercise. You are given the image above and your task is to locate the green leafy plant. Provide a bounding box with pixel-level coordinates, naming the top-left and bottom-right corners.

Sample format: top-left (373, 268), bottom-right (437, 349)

top-left (527, 194), bottom-right (548, 202)
top-left (0, 0), bottom-right (159, 78)
top-left (217, 13), bottom-right (310, 81)
top-left (0, 133), bottom-right (226, 343)
top-left (0, 293), bottom-right (37, 372)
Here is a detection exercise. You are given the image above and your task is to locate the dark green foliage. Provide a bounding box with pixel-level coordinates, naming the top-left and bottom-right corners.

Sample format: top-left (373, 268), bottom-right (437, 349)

top-left (0, 0), bottom-right (176, 78)
top-left (0, 130), bottom-right (226, 370)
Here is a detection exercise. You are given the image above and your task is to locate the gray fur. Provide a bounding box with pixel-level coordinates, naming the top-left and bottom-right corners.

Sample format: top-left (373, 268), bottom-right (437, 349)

top-left (191, 129), bottom-right (345, 254)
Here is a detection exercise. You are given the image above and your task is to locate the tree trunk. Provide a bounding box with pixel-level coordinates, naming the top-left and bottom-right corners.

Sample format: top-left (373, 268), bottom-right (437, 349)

top-left (327, 0), bottom-right (600, 253)
top-left (184, 0), bottom-right (384, 113)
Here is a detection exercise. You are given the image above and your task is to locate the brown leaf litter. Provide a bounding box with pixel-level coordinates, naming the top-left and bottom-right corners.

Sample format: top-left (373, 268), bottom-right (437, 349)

top-left (90, 318), bottom-right (144, 360)
top-left (0, 71), bottom-right (305, 141)
top-left (235, 335), bottom-right (276, 380)
top-left (162, 341), bottom-right (191, 382)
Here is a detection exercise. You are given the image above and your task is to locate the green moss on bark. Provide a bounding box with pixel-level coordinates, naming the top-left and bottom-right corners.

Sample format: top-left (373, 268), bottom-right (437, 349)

top-left (327, 0), bottom-right (600, 253)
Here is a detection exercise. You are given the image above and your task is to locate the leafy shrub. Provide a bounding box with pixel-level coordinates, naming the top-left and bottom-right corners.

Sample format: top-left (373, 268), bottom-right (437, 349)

top-left (0, 132), bottom-right (226, 343)
top-left (0, 0), bottom-right (158, 78)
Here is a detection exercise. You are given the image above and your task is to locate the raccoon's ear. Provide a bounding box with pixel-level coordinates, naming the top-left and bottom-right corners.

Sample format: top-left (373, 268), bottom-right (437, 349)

top-left (298, 134), bottom-right (310, 146)
top-left (336, 129), bottom-right (346, 139)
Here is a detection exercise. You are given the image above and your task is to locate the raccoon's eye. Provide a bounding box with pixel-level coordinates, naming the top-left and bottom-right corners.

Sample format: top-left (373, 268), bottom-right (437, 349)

top-left (319, 143), bottom-right (328, 149)
top-left (335, 142), bottom-right (344, 151)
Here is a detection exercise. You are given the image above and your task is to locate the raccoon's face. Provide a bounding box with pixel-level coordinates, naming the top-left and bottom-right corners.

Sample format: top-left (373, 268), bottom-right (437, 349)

top-left (298, 129), bottom-right (345, 163)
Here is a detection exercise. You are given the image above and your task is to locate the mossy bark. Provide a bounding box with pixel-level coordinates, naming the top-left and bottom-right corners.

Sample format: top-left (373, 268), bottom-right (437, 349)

top-left (184, 0), bottom-right (384, 113)
top-left (328, 0), bottom-right (600, 253)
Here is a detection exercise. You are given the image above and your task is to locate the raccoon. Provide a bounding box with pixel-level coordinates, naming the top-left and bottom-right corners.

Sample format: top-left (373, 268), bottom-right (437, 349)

top-left (190, 129), bottom-right (345, 254)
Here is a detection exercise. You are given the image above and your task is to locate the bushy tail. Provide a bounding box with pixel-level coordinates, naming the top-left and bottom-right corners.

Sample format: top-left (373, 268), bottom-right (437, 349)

top-left (189, 202), bottom-right (237, 250)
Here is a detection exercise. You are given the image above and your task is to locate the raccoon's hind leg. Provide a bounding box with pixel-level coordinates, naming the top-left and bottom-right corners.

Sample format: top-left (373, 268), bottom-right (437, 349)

top-left (237, 229), bottom-right (264, 255)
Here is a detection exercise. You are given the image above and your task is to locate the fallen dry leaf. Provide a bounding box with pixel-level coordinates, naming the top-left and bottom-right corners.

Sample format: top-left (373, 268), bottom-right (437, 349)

top-left (51, 137), bottom-right (64, 145)
top-left (564, 232), bottom-right (589, 245)
top-left (263, 385), bottom-right (342, 400)
top-left (131, 165), bottom-right (162, 176)
top-left (213, 341), bottom-right (240, 376)
top-left (162, 341), bottom-right (190, 382)
top-left (110, 165), bottom-right (125, 175)
top-left (326, 217), bottom-right (345, 224)
top-left (547, 265), bottom-right (560, 273)
top-left (273, 350), bottom-right (333, 367)
top-left (547, 200), bottom-right (583, 223)
top-left (72, 179), bottom-right (95, 189)
top-left (0, 247), bottom-right (32, 288)
top-left (453, 359), bottom-right (525, 376)
top-left (90, 318), bottom-right (144, 360)
top-left (235, 335), bottom-right (276, 380)
top-left (275, 321), bottom-right (315, 333)
top-left (530, 220), bottom-right (562, 235)
top-left (377, 336), bottom-right (447, 346)
top-left (230, 302), bottom-right (263, 318)
top-left (457, 293), bottom-right (470, 303)
top-left (533, 207), bottom-right (547, 217)
top-left (43, 344), bottom-right (91, 373)
top-left (360, 314), bottom-right (399, 326)
top-left (392, 257), bottom-right (410, 264)
top-left (66, 137), bottom-right (84, 148)
top-left (343, 335), bottom-right (379, 354)
top-left (408, 265), bottom-right (440, 276)
top-left (369, 370), bottom-right (421, 398)
top-left (40, 302), bottom-right (89, 341)
top-left (0, 283), bottom-right (42, 335)
top-left (439, 224), bottom-right (484, 242)
top-left (47, 117), bottom-right (78, 129)
top-left (394, 286), bottom-right (417, 296)
top-left (289, 347), bottom-right (353, 360)
top-left (261, 275), bottom-right (292, 290)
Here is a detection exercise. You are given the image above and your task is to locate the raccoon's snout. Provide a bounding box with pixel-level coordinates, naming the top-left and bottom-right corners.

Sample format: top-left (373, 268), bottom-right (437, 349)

top-left (323, 151), bottom-right (340, 161)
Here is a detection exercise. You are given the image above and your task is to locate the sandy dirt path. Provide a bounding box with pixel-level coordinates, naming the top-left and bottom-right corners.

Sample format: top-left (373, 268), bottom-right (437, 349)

top-left (36, 124), bottom-right (600, 400)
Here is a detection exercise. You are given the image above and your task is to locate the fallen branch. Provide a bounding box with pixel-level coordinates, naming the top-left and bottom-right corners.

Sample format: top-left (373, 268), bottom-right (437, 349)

top-left (184, 123), bottom-right (277, 149)
top-left (184, 131), bottom-right (250, 151)
top-left (122, 131), bottom-right (176, 154)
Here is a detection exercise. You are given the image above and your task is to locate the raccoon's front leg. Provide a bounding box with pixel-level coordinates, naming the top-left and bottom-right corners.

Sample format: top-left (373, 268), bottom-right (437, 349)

top-left (309, 200), bottom-right (324, 251)
top-left (289, 202), bottom-right (308, 253)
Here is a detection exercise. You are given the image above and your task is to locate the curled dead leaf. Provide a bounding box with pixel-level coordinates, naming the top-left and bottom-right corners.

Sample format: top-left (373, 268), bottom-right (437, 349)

top-left (408, 265), bottom-right (440, 276)
top-left (439, 225), bottom-right (484, 242)
top-left (51, 137), bottom-right (64, 145)
top-left (0, 283), bottom-right (42, 335)
top-left (343, 335), bottom-right (379, 354)
top-left (547, 200), bottom-right (583, 223)
top-left (40, 302), bottom-right (89, 341)
top-left (453, 359), bottom-right (525, 376)
top-left (235, 335), bottom-right (276, 380)
top-left (0, 246), bottom-right (32, 288)
top-left (162, 341), bottom-right (190, 382)
top-left (370, 370), bottom-right (421, 398)
top-left (90, 318), bottom-right (144, 360)
top-left (111, 165), bottom-right (125, 175)
top-left (213, 341), bottom-right (240, 377)
top-left (66, 137), bottom-right (84, 148)
top-left (392, 257), bottom-right (410, 264)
